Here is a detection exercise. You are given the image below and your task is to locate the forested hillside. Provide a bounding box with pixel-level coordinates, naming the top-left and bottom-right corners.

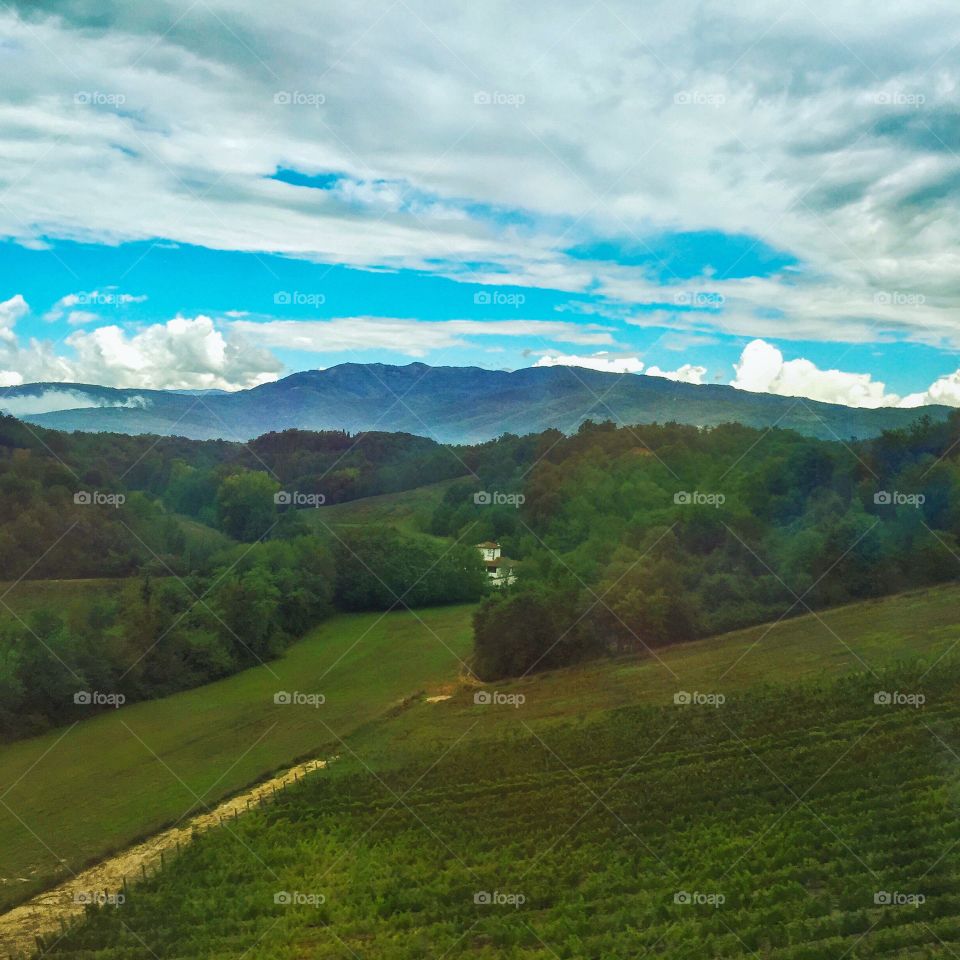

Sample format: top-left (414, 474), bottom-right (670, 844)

top-left (0, 417), bottom-right (496, 741)
top-left (6, 408), bottom-right (960, 738)
top-left (450, 414), bottom-right (960, 678)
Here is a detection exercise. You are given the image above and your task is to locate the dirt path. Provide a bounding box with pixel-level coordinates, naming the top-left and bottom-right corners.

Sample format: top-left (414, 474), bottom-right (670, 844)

top-left (0, 756), bottom-right (329, 958)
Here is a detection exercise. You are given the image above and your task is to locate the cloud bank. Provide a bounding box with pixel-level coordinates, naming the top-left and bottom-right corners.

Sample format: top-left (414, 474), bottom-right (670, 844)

top-left (1, 1), bottom-right (960, 352)
top-left (538, 341), bottom-right (960, 409)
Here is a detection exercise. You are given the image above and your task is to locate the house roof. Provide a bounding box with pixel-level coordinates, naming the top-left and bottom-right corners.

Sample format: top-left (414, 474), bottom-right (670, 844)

top-left (476, 541), bottom-right (500, 549)
top-left (484, 557), bottom-right (517, 568)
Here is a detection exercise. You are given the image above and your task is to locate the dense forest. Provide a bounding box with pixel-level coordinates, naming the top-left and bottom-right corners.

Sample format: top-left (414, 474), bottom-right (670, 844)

top-left (5, 409), bottom-right (960, 735)
top-left (458, 414), bottom-right (960, 678)
top-left (0, 416), bottom-right (479, 578)
top-left (0, 417), bottom-right (497, 740)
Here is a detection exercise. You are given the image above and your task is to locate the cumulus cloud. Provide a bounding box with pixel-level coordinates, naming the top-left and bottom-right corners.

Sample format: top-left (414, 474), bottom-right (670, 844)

top-left (900, 370), bottom-right (960, 408)
top-left (727, 338), bottom-right (960, 409)
top-left (730, 339), bottom-right (899, 408)
top-left (0, 294), bottom-right (28, 343)
top-left (63, 316), bottom-right (283, 391)
top-left (0, 297), bottom-right (283, 390)
top-left (534, 353), bottom-right (644, 374)
top-left (645, 364), bottom-right (707, 385)
top-left (533, 353), bottom-right (708, 383)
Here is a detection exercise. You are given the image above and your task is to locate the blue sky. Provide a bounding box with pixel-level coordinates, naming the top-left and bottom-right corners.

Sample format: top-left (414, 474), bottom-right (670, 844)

top-left (4, 237), bottom-right (951, 398)
top-left (0, 1), bottom-right (958, 408)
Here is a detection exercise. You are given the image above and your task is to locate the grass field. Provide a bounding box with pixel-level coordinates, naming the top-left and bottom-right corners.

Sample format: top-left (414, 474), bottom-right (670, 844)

top-left (172, 514), bottom-right (235, 553)
top-left (0, 604), bottom-right (475, 912)
top-left (303, 479), bottom-right (457, 537)
top-left (0, 578), bottom-right (127, 624)
top-left (4, 581), bottom-right (960, 922)
top-left (39, 638), bottom-right (960, 957)
top-left (345, 581), bottom-right (960, 770)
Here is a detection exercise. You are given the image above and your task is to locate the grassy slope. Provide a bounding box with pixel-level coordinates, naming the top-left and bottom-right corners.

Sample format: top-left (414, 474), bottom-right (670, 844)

top-left (0, 578), bottom-right (127, 622)
top-left (172, 514), bottom-right (235, 552)
top-left (4, 582), bottom-right (960, 915)
top-left (40, 594), bottom-right (960, 958)
top-left (303, 479), bottom-right (457, 537)
top-left (0, 605), bottom-right (474, 911)
top-left (347, 582), bottom-right (960, 770)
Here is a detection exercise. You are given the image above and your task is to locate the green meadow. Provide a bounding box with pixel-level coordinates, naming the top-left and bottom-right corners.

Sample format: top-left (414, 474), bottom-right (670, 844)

top-left (5, 581), bottom-right (960, 920)
top-left (0, 605), bottom-right (474, 911)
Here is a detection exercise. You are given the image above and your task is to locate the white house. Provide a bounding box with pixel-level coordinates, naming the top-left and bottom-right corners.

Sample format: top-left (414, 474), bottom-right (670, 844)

top-left (477, 541), bottom-right (500, 562)
top-left (476, 541), bottom-right (517, 587)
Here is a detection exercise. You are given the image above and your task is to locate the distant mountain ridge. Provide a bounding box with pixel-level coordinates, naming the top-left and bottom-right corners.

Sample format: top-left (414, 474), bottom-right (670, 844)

top-left (1, 363), bottom-right (951, 443)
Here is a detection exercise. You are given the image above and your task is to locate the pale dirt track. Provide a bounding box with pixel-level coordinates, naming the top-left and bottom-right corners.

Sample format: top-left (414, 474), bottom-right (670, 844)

top-left (0, 757), bottom-right (328, 958)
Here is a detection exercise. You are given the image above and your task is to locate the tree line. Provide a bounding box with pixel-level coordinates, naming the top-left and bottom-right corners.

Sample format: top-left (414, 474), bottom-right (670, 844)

top-left (461, 414), bottom-right (960, 679)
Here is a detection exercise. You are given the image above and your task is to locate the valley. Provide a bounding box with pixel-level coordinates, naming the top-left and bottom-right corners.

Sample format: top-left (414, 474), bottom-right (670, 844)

top-left (3, 6), bottom-right (958, 954)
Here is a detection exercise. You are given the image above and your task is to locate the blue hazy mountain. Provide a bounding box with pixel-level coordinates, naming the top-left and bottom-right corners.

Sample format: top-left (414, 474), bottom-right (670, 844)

top-left (3, 363), bottom-right (950, 443)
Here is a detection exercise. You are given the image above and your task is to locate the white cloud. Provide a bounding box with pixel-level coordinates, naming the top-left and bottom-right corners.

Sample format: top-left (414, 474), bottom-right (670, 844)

top-left (534, 352), bottom-right (644, 374)
top-left (0, 389), bottom-right (149, 416)
top-left (0, 294), bottom-right (27, 342)
top-left (0, 2), bottom-right (959, 354)
top-left (0, 298), bottom-right (283, 390)
top-left (899, 370), bottom-right (960, 408)
top-left (232, 317), bottom-right (615, 356)
top-left (63, 316), bottom-right (283, 391)
top-left (645, 363), bottom-right (707, 385)
top-left (45, 290), bottom-right (148, 324)
top-left (531, 354), bottom-right (708, 382)
top-left (730, 339), bottom-right (900, 408)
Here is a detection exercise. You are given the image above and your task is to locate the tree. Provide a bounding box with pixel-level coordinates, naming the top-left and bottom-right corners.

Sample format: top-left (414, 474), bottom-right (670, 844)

top-left (215, 471), bottom-right (280, 542)
top-left (473, 580), bottom-right (599, 680)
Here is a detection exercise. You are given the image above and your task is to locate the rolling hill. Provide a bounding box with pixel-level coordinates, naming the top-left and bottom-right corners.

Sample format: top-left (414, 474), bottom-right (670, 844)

top-left (17, 582), bottom-right (960, 959)
top-left (4, 363), bottom-right (951, 443)
top-left (3, 581), bottom-right (960, 920)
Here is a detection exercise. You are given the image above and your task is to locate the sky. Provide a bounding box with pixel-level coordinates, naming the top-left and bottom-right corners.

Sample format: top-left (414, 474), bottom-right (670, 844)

top-left (0, 0), bottom-right (959, 408)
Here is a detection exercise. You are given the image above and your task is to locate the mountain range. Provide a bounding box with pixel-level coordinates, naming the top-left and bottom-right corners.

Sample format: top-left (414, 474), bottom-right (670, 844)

top-left (0, 363), bottom-right (950, 443)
